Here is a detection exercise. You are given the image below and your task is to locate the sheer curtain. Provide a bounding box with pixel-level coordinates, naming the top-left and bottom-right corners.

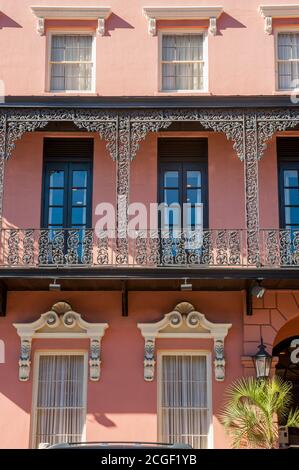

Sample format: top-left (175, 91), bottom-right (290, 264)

top-left (162, 35), bottom-right (204, 91)
top-left (160, 354), bottom-right (209, 449)
top-left (278, 33), bottom-right (299, 90)
top-left (34, 354), bottom-right (86, 448)
top-left (50, 35), bottom-right (93, 92)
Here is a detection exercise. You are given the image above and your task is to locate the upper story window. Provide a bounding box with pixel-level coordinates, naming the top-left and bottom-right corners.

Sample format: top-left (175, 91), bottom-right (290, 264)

top-left (160, 33), bottom-right (207, 92)
top-left (277, 32), bottom-right (299, 90)
top-left (49, 34), bottom-right (94, 92)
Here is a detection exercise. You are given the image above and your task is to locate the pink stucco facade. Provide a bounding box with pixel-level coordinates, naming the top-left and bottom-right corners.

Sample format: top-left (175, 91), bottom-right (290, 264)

top-left (1, 0), bottom-right (299, 450)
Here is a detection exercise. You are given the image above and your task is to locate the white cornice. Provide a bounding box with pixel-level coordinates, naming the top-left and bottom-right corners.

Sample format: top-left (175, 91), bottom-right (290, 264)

top-left (259, 4), bottom-right (299, 34)
top-left (13, 302), bottom-right (109, 382)
top-left (138, 302), bottom-right (231, 382)
top-left (30, 6), bottom-right (112, 36)
top-left (143, 6), bottom-right (224, 36)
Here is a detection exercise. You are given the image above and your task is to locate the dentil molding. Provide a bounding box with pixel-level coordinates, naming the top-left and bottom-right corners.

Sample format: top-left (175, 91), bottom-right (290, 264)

top-left (30, 6), bottom-right (112, 36)
top-left (143, 6), bottom-right (224, 36)
top-left (259, 4), bottom-right (299, 34)
top-left (13, 301), bottom-right (109, 382)
top-left (138, 301), bottom-right (231, 382)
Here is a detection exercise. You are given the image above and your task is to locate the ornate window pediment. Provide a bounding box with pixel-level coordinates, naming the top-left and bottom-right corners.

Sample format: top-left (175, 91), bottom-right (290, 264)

top-left (138, 302), bottom-right (232, 382)
top-left (259, 5), bottom-right (299, 34)
top-left (13, 301), bottom-right (108, 382)
top-left (30, 6), bottom-right (112, 36)
top-left (143, 6), bottom-right (224, 36)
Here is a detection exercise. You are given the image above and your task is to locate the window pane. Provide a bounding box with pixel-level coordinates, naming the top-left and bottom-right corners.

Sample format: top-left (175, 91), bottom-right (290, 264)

top-left (164, 171), bottom-right (179, 187)
top-left (187, 171), bottom-right (201, 188)
top-left (284, 188), bottom-right (299, 205)
top-left (162, 34), bottom-right (204, 91)
top-left (72, 189), bottom-right (87, 206)
top-left (187, 189), bottom-right (201, 204)
top-left (72, 207), bottom-right (86, 225)
top-left (49, 170), bottom-right (64, 187)
top-left (285, 207), bottom-right (299, 224)
top-left (49, 189), bottom-right (64, 205)
top-left (73, 171), bottom-right (87, 187)
top-left (164, 189), bottom-right (179, 205)
top-left (284, 170), bottom-right (299, 187)
top-left (34, 355), bottom-right (85, 448)
top-left (48, 207), bottom-right (63, 225)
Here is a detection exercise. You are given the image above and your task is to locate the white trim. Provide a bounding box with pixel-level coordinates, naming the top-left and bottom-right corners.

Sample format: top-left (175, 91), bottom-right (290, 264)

top-left (158, 29), bottom-right (209, 93)
top-left (274, 27), bottom-right (299, 91)
top-left (31, 350), bottom-right (88, 449)
top-left (30, 6), bottom-right (111, 36)
top-left (138, 302), bottom-right (231, 382)
top-left (46, 30), bottom-right (96, 94)
top-left (143, 6), bottom-right (223, 36)
top-left (259, 5), bottom-right (299, 34)
top-left (157, 350), bottom-right (213, 449)
top-left (13, 301), bottom-right (108, 381)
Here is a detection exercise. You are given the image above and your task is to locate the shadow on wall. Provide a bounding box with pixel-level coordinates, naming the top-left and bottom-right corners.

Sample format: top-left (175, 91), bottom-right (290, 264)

top-left (217, 13), bottom-right (246, 35)
top-left (0, 12), bottom-right (22, 29)
top-left (105, 13), bottom-right (134, 36)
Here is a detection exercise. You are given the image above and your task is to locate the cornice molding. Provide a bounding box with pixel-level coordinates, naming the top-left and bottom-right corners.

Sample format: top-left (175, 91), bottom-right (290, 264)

top-left (30, 6), bottom-right (112, 36)
top-left (13, 301), bottom-right (109, 382)
top-left (143, 6), bottom-right (224, 36)
top-left (138, 302), bottom-right (231, 382)
top-left (259, 4), bottom-right (299, 34)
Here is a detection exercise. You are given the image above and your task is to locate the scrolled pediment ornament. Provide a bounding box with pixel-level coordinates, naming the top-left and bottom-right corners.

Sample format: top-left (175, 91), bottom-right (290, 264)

top-left (138, 302), bottom-right (231, 382)
top-left (13, 302), bottom-right (108, 382)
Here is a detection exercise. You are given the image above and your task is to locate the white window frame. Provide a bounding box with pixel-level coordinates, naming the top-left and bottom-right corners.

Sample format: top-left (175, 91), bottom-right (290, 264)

top-left (158, 29), bottom-right (209, 93)
top-left (275, 26), bottom-right (299, 92)
top-left (31, 350), bottom-right (88, 449)
top-left (157, 350), bottom-right (213, 449)
top-left (46, 30), bottom-right (96, 93)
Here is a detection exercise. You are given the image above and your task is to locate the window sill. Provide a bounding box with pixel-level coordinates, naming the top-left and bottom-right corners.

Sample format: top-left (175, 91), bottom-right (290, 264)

top-left (154, 91), bottom-right (211, 96)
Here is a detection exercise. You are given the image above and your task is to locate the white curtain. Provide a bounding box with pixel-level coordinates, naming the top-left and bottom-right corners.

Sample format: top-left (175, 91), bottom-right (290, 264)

top-left (34, 354), bottom-right (85, 448)
top-left (278, 33), bottom-right (299, 90)
top-left (161, 355), bottom-right (209, 449)
top-left (162, 35), bottom-right (204, 91)
top-left (50, 35), bottom-right (93, 91)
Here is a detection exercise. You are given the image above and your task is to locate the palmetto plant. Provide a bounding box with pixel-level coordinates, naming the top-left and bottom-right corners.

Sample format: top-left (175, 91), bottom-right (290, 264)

top-left (220, 376), bottom-right (299, 449)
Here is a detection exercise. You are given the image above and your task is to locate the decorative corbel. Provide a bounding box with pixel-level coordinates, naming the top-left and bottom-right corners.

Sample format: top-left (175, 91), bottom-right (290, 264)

top-left (19, 337), bottom-right (32, 381)
top-left (97, 18), bottom-right (106, 36)
top-left (214, 338), bottom-right (226, 381)
top-left (209, 17), bottom-right (217, 35)
top-left (148, 18), bottom-right (156, 36)
top-left (37, 18), bottom-right (45, 36)
top-left (265, 16), bottom-right (272, 35)
top-left (89, 337), bottom-right (101, 381)
top-left (144, 337), bottom-right (156, 381)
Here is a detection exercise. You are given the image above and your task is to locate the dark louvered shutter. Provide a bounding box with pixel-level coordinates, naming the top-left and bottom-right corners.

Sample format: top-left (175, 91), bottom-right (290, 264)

top-left (44, 138), bottom-right (93, 160)
top-left (158, 138), bottom-right (208, 161)
top-left (277, 137), bottom-right (299, 160)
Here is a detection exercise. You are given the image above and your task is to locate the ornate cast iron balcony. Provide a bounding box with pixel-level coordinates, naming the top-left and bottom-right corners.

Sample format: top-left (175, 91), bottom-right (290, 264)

top-left (0, 228), bottom-right (299, 269)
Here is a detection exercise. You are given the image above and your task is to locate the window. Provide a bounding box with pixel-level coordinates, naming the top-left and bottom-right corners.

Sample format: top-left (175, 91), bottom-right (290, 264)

top-left (158, 352), bottom-right (211, 449)
top-left (49, 34), bottom-right (94, 92)
top-left (277, 32), bottom-right (299, 90)
top-left (160, 33), bottom-right (206, 91)
top-left (41, 138), bottom-right (93, 263)
top-left (32, 352), bottom-right (87, 448)
top-left (42, 138), bottom-right (93, 231)
top-left (278, 138), bottom-right (299, 229)
top-left (158, 138), bottom-right (208, 229)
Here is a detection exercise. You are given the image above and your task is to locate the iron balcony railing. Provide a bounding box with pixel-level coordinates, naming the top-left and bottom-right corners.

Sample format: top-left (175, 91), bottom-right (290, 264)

top-left (0, 228), bottom-right (299, 268)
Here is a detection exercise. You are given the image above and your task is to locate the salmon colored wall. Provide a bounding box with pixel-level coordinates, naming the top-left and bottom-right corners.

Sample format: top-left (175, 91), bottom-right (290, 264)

top-left (2, 132), bottom-right (115, 229)
top-left (3, 131), bottom-right (245, 230)
top-left (0, 290), bottom-right (243, 449)
top-left (243, 290), bottom-right (299, 356)
top-left (259, 138), bottom-right (280, 229)
top-left (0, 0), bottom-right (296, 96)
